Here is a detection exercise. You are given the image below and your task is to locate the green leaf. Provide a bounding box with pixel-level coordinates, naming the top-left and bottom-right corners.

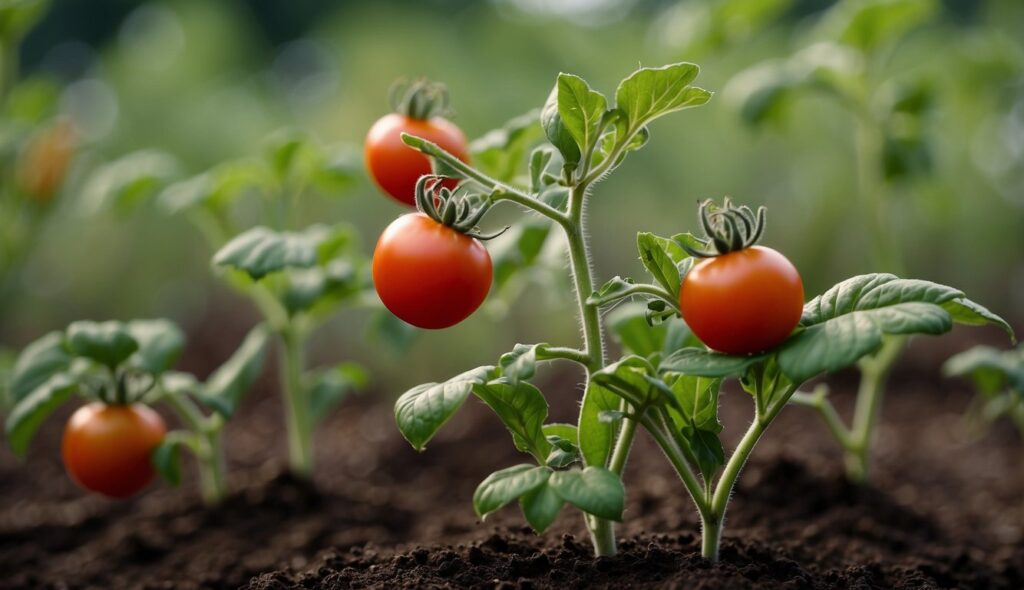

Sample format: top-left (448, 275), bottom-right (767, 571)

top-left (158, 159), bottom-right (274, 215)
top-left (308, 362), bottom-right (368, 422)
top-left (126, 319), bottom-right (185, 375)
top-left (151, 432), bottom-right (197, 487)
top-left (776, 274), bottom-right (988, 383)
top-left (556, 73), bottom-right (608, 155)
top-left (491, 222), bottom-right (554, 292)
top-left (470, 110), bottom-right (543, 183)
top-left (944, 346), bottom-right (1024, 394)
top-left (520, 481), bottom-right (565, 533)
top-left (5, 373), bottom-right (78, 456)
top-left (540, 84), bottom-right (581, 170)
top-left (541, 423), bottom-right (578, 442)
top-left (282, 258), bottom-right (363, 315)
top-left (591, 356), bottom-right (665, 407)
top-left (472, 379), bottom-right (552, 462)
top-left (199, 324), bottom-right (270, 417)
top-left (213, 225), bottom-right (342, 280)
top-left (65, 321), bottom-right (139, 368)
top-left (660, 347), bottom-right (767, 378)
top-left (394, 365), bottom-right (496, 450)
top-left (941, 298), bottom-right (1015, 341)
top-left (80, 150), bottom-right (179, 214)
top-left (636, 232), bottom-right (688, 299)
top-left (543, 424), bottom-right (580, 468)
top-left (578, 377), bottom-right (620, 467)
top-left (588, 276), bottom-right (637, 307)
top-left (664, 373), bottom-right (724, 479)
top-left (366, 308), bottom-right (420, 355)
top-left (473, 464), bottom-right (551, 519)
top-left (615, 63), bottom-right (711, 133)
top-left (498, 343), bottom-right (543, 384)
top-left (8, 331), bottom-right (70, 402)
top-left (548, 466), bottom-right (625, 521)
top-left (826, 0), bottom-right (938, 53)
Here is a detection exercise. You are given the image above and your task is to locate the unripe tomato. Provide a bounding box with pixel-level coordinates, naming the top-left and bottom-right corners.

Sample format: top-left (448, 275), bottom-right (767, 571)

top-left (680, 246), bottom-right (804, 355)
top-left (62, 403), bottom-right (166, 499)
top-left (16, 119), bottom-right (76, 203)
top-left (365, 113), bottom-right (468, 207)
top-left (373, 213), bottom-right (492, 329)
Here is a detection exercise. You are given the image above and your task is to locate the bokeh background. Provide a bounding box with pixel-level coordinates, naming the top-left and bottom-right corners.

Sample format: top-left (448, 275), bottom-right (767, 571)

top-left (2, 0), bottom-right (1023, 395)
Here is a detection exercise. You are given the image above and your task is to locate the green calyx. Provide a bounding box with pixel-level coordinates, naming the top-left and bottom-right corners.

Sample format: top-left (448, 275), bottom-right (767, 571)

top-left (390, 78), bottom-right (451, 120)
top-left (414, 175), bottom-right (507, 240)
top-left (683, 198), bottom-right (767, 257)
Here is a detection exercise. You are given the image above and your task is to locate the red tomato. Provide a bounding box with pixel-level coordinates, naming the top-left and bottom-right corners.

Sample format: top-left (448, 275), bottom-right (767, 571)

top-left (680, 246), bottom-right (804, 355)
top-left (62, 403), bottom-right (166, 499)
top-left (373, 213), bottom-right (492, 329)
top-left (364, 113), bottom-right (468, 207)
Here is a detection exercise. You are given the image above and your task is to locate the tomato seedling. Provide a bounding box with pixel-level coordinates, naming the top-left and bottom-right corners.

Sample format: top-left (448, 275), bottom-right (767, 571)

top-left (365, 79), bottom-right (469, 206)
top-left (89, 131), bottom-right (374, 479)
top-left (385, 64), bottom-right (1012, 560)
top-left (4, 319), bottom-right (268, 504)
top-left (727, 0), bottom-right (967, 482)
top-left (944, 344), bottom-right (1024, 438)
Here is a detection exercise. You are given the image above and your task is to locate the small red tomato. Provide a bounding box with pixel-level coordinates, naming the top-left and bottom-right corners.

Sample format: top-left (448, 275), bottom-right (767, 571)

top-left (62, 403), bottom-right (166, 499)
top-left (680, 246), bottom-right (804, 355)
top-left (365, 113), bottom-right (468, 207)
top-left (373, 212), bottom-right (492, 329)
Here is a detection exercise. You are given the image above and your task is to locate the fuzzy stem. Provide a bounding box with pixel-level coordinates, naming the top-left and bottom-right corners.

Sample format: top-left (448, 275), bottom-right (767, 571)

top-left (280, 324), bottom-right (313, 478)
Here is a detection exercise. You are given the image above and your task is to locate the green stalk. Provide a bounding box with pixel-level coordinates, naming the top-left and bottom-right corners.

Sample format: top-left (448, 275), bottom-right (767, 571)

top-left (845, 335), bottom-right (905, 483)
top-left (162, 394), bottom-right (227, 505)
top-left (0, 36), bottom-right (18, 103)
top-left (279, 324), bottom-right (313, 478)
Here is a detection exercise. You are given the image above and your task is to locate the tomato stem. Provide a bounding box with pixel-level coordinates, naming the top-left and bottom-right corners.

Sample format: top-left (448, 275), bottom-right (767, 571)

top-left (280, 324), bottom-right (314, 479)
top-left (845, 335), bottom-right (905, 483)
top-left (161, 393), bottom-right (228, 505)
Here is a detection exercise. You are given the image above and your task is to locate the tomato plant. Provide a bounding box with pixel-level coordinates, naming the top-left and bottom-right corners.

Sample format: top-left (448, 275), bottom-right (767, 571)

top-left (81, 131), bottom-right (374, 479)
top-left (726, 0), bottom-right (972, 482)
top-left (386, 63), bottom-right (1012, 560)
top-left (4, 319), bottom-right (268, 503)
top-left (365, 79), bottom-right (469, 206)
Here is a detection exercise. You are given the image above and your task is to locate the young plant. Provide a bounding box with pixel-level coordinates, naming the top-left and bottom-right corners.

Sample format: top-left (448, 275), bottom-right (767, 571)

top-left (726, 0), bottom-right (955, 482)
top-left (384, 64), bottom-right (1012, 559)
top-left (4, 319), bottom-right (268, 504)
top-left (150, 131), bottom-right (371, 479)
top-left (944, 345), bottom-right (1024, 438)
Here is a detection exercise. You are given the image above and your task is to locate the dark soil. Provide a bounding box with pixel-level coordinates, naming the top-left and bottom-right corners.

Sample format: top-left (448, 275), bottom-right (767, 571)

top-left (1, 326), bottom-right (1022, 589)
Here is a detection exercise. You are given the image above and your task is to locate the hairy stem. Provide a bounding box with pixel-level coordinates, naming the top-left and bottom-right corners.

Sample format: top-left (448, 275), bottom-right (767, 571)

top-left (280, 325), bottom-right (313, 478)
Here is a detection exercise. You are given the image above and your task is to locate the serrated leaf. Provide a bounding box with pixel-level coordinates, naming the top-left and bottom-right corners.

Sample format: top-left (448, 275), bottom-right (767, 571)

top-left (395, 365), bottom-right (496, 450)
top-left (556, 73), bottom-right (608, 155)
top-left (615, 63), bottom-right (711, 133)
top-left (472, 379), bottom-right (551, 462)
top-left (5, 373), bottom-right (78, 456)
top-left (9, 331), bottom-right (70, 402)
top-left (637, 232), bottom-right (688, 298)
top-left (660, 348), bottom-right (767, 378)
top-left (66, 321), bottom-right (139, 368)
top-left (126, 319), bottom-right (185, 375)
top-left (198, 324), bottom-right (269, 417)
top-left (520, 481), bottom-right (565, 533)
top-left (473, 464), bottom-right (551, 519)
top-left (548, 466), bottom-right (625, 521)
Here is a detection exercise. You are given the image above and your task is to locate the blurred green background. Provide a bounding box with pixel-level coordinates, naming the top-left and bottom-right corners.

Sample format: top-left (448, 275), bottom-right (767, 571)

top-left (2, 0), bottom-right (1022, 393)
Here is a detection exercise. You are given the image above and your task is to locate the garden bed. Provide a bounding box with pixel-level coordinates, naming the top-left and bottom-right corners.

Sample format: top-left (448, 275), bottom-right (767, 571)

top-left (1, 337), bottom-right (1021, 589)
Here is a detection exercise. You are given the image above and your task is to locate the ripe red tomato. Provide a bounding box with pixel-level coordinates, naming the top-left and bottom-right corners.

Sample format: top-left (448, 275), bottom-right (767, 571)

top-left (373, 213), bottom-right (492, 329)
top-left (62, 403), bottom-right (166, 499)
top-left (365, 113), bottom-right (468, 207)
top-left (680, 246), bottom-right (804, 355)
